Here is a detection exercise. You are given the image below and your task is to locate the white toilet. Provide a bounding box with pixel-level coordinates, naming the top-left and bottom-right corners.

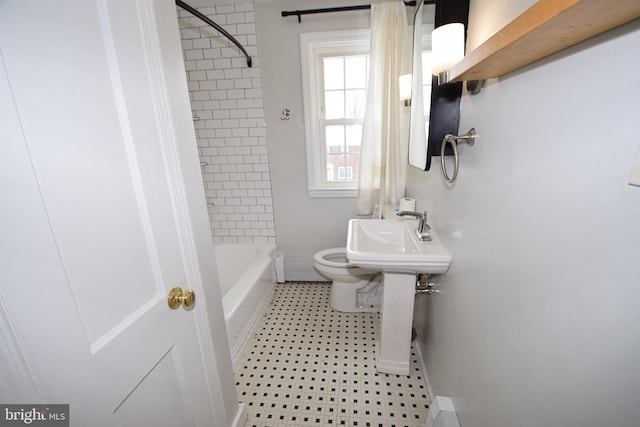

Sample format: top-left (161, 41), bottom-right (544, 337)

top-left (313, 247), bottom-right (381, 312)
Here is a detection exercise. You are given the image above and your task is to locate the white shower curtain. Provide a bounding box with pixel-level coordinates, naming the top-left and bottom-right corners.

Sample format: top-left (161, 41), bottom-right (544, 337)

top-left (356, 1), bottom-right (411, 216)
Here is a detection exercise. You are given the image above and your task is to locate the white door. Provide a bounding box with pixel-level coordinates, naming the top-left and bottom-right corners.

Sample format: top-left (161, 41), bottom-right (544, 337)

top-left (0, 1), bottom-right (236, 426)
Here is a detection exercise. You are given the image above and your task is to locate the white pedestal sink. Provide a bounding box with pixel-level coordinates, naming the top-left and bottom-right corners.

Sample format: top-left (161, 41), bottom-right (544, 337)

top-left (346, 219), bottom-right (452, 375)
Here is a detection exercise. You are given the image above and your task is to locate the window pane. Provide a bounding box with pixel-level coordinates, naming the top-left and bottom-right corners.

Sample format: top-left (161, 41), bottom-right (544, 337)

top-left (324, 57), bottom-right (344, 90)
top-left (345, 89), bottom-right (366, 119)
top-left (345, 124), bottom-right (362, 148)
top-left (324, 91), bottom-right (345, 119)
top-left (326, 166), bottom-right (334, 181)
top-left (345, 56), bottom-right (367, 89)
top-left (326, 125), bottom-right (345, 149)
top-left (346, 124), bottom-right (360, 181)
top-left (325, 125), bottom-right (347, 182)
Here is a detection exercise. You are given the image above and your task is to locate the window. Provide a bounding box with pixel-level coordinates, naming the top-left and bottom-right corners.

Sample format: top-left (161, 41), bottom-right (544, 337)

top-left (300, 30), bottom-right (370, 198)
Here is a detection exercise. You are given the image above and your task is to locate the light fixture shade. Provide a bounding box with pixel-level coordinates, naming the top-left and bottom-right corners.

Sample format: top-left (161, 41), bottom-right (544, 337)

top-left (399, 74), bottom-right (412, 102)
top-left (431, 23), bottom-right (464, 75)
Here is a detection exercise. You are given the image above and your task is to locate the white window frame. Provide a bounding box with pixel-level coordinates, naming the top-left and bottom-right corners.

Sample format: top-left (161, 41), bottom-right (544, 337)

top-left (300, 30), bottom-right (370, 198)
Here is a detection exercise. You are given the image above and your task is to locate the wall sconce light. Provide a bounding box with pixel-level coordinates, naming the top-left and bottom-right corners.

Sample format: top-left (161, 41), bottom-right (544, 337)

top-left (431, 23), bottom-right (464, 85)
top-left (399, 74), bottom-right (412, 107)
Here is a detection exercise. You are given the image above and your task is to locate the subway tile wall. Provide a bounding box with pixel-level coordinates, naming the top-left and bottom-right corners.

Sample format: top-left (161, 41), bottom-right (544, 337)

top-left (177, 3), bottom-right (275, 244)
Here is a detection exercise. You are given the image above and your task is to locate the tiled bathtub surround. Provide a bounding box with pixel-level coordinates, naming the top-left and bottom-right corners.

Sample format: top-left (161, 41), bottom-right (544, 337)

top-left (177, 3), bottom-right (275, 243)
top-left (235, 283), bottom-right (430, 426)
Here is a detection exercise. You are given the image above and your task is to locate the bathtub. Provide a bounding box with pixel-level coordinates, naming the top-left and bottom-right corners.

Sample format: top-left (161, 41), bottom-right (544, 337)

top-left (214, 243), bottom-right (276, 370)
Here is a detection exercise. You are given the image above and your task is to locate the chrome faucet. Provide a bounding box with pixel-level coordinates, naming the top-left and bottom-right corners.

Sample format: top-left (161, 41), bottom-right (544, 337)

top-left (397, 210), bottom-right (432, 241)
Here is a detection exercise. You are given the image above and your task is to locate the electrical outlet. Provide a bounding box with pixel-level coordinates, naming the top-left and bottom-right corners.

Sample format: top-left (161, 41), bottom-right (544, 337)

top-left (630, 143), bottom-right (640, 187)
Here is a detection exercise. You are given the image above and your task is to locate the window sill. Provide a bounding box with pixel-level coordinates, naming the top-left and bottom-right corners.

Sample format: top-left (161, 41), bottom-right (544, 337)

top-left (308, 187), bottom-right (357, 198)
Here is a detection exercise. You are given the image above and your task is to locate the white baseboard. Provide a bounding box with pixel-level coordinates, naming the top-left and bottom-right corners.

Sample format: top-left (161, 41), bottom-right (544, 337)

top-left (413, 342), bottom-right (460, 427)
top-left (230, 403), bottom-right (247, 427)
top-left (413, 340), bottom-right (435, 402)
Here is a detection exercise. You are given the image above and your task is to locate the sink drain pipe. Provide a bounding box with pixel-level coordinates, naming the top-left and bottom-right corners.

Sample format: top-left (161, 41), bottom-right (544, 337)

top-left (415, 274), bottom-right (439, 295)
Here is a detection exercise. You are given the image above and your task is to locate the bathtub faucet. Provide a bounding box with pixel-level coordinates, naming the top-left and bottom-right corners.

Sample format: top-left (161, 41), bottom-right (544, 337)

top-left (396, 210), bottom-right (431, 241)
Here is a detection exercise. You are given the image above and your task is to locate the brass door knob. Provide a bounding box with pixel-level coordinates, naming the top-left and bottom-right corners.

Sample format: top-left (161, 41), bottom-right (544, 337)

top-left (167, 287), bottom-right (195, 309)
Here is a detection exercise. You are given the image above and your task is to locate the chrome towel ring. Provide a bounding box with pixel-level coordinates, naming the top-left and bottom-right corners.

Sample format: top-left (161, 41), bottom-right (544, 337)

top-left (440, 128), bottom-right (477, 183)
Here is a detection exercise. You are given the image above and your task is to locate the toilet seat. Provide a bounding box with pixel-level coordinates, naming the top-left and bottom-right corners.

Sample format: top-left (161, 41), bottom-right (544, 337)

top-left (313, 247), bottom-right (358, 269)
top-left (313, 247), bottom-right (381, 313)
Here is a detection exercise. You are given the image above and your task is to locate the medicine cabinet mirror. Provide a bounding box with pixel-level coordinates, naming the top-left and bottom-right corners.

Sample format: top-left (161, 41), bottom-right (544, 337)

top-left (408, 0), bottom-right (469, 171)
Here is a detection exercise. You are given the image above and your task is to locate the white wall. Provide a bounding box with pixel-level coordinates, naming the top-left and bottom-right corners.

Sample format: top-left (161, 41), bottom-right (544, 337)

top-left (255, 0), bottom-right (373, 280)
top-left (407, 1), bottom-right (640, 425)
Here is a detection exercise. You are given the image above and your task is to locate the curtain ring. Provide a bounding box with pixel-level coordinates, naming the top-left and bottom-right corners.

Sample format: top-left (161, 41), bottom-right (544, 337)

top-left (440, 135), bottom-right (459, 183)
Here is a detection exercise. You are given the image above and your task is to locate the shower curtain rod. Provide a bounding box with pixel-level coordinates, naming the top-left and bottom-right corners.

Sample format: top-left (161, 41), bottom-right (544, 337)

top-left (176, 0), bottom-right (252, 67)
top-left (281, 1), bottom-right (434, 23)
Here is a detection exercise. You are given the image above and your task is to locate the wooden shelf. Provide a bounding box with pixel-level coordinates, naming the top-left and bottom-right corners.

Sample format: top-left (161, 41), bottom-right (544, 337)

top-left (448, 0), bottom-right (640, 82)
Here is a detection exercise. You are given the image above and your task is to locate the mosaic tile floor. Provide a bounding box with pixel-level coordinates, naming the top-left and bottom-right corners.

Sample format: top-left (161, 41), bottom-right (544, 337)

top-left (234, 282), bottom-right (430, 427)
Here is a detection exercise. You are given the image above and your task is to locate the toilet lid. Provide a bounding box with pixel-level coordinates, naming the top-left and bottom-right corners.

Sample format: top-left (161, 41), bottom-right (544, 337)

top-left (314, 247), bottom-right (356, 268)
